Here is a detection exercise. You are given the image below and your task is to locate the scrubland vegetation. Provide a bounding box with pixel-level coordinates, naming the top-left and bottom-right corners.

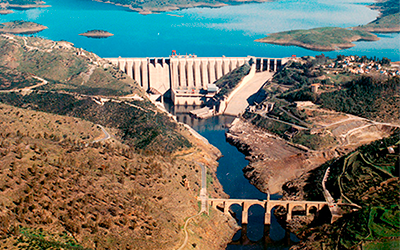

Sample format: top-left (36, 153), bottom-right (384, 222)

top-left (289, 131), bottom-right (399, 249)
top-left (0, 35), bottom-right (234, 249)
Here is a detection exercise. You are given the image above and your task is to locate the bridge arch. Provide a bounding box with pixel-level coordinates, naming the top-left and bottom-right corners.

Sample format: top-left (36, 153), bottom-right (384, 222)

top-left (247, 204), bottom-right (265, 242)
top-left (308, 205), bottom-right (318, 215)
top-left (291, 205), bottom-right (306, 217)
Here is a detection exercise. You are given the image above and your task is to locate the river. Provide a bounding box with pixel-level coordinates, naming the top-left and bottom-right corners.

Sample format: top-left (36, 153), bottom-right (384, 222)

top-left (167, 103), bottom-right (298, 249)
top-left (1, 0), bottom-right (399, 248)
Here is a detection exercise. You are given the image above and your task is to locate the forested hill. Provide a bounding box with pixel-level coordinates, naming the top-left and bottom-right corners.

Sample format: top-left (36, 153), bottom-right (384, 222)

top-left (289, 130), bottom-right (400, 249)
top-left (354, 0), bottom-right (400, 32)
top-left (319, 76), bottom-right (400, 124)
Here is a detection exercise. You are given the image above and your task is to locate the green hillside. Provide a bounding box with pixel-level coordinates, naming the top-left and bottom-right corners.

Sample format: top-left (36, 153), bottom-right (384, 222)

top-left (291, 131), bottom-right (400, 249)
top-left (319, 76), bottom-right (400, 124)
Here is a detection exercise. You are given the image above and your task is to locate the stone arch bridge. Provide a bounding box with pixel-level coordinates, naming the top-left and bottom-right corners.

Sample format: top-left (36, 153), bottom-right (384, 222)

top-left (208, 198), bottom-right (328, 225)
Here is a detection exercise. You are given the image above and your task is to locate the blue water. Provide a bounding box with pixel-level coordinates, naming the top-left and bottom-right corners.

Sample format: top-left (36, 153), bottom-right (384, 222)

top-left (1, 0), bottom-right (399, 60)
top-left (189, 116), bottom-right (297, 249)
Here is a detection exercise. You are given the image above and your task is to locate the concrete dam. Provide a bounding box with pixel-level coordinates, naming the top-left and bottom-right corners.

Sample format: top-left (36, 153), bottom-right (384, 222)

top-left (107, 55), bottom-right (287, 108)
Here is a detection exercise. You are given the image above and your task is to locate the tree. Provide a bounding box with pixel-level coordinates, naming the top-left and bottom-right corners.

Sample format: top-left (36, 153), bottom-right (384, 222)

top-left (393, 158), bottom-right (400, 177)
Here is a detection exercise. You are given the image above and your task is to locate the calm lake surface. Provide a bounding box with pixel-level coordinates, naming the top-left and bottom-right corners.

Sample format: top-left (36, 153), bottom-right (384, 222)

top-left (1, 0), bottom-right (399, 249)
top-left (1, 0), bottom-right (399, 60)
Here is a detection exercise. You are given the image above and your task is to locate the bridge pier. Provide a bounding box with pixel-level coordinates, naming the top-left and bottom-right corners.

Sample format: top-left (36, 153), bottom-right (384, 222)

top-left (208, 199), bottom-right (328, 227)
top-left (242, 202), bottom-right (249, 224)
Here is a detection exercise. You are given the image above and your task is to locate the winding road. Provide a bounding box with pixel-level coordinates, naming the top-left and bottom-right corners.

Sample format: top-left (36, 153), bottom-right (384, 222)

top-left (93, 125), bottom-right (111, 143)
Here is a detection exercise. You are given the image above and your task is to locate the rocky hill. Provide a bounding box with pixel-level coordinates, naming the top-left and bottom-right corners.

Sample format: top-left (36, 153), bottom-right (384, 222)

top-left (283, 130), bottom-right (399, 249)
top-left (0, 34), bottom-right (236, 249)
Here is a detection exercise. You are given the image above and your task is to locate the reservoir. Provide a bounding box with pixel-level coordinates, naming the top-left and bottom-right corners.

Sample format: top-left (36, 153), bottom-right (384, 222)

top-left (0, 0), bottom-right (399, 61)
top-left (1, 0), bottom-right (399, 248)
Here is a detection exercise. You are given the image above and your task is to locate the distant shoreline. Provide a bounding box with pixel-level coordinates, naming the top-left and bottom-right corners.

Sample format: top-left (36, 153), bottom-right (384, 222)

top-left (92, 0), bottom-right (271, 14)
top-left (7, 4), bottom-right (51, 10)
top-left (256, 0), bottom-right (398, 51)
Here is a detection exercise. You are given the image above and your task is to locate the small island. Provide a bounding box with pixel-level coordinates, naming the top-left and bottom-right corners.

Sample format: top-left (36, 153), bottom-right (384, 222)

top-left (79, 30), bottom-right (114, 39)
top-left (255, 27), bottom-right (379, 51)
top-left (0, 20), bottom-right (48, 34)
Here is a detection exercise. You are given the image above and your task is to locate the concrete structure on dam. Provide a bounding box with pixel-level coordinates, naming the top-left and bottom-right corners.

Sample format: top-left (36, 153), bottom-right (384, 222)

top-left (106, 55), bottom-right (287, 106)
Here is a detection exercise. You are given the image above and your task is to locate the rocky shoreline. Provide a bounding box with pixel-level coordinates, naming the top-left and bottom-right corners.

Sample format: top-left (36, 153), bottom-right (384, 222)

top-left (225, 118), bottom-right (340, 194)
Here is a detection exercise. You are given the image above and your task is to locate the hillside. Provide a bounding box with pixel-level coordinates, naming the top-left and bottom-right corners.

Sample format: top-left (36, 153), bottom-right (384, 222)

top-left (0, 35), bottom-right (137, 96)
top-left (354, 0), bottom-right (400, 33)
top-left (0, 35), bottom-right (237, 249)
top-left (319, 76), bottom-right (400, 124)
top-left (284, 131), bottom-right (400, 249)
top-left (230, 55), bottom-right (399, 194)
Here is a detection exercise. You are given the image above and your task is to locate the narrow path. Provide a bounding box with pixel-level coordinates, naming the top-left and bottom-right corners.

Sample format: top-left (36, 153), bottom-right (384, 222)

top-left (0, 75), bottom-right (48, 93)
top-left (322, 167), bottom-right (341, 219)
top-left (177, 212), bottom-right (201, 250)
top-left (261, 113), bottom-right (308, 130)
top-left (279, 106), bottom-right (309, 127)
top-left (92, 125), bottom-right (111, 143)
top-left (177, 162), bottom-right (207, 250)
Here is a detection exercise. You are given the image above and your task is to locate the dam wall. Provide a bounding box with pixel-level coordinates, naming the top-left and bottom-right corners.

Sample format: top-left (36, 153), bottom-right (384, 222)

top-left (107, 56), bottom-right (288, 105)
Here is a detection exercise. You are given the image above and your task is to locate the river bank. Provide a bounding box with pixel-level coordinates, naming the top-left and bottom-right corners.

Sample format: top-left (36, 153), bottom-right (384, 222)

top-left (226, 118), bottom-right (336, 194)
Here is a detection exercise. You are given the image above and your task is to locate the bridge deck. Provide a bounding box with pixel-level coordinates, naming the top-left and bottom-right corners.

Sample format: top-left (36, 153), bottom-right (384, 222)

top-left (208, 198), bottom-right (327, 204)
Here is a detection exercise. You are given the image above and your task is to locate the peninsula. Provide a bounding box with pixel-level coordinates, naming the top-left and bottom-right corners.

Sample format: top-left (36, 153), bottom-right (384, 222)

top-left (255, 27), bottom-right (379, 51)
top-left (79, 29), bottom-right (114, 38)
top-left (256, 0), bottom-right (398, 51)
top-left (93, 0), bottom-right (272, 14)
top-left (353, 0), bottom-right (400, 33)
top-left (0, 20), bottom-right (48, 34)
